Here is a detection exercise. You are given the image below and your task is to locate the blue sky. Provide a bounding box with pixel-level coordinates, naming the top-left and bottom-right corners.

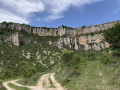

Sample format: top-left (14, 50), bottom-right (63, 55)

top-left (0, 0), bottom-right (120, 28)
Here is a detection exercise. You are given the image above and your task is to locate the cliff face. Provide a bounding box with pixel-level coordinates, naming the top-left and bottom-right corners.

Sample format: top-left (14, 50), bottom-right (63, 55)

top-left (1, 20), bottom-right (119, 50)
top-left (53, 34), bottom-right (109, 51)
top-left (0, 20), bottom-right (120, 37)
top-left (0, 24), bottom-right (77, 37)
top-left (5, 32), bottom-right (22, 46)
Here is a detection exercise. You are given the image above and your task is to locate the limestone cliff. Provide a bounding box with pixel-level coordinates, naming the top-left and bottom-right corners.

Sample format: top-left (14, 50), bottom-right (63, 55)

top-left (1, 20), bottom-right (119, 50)
top-left (5, 32), bottom-right (22, 46)
top-left (0, 20), bottom-right (120, 37)
top-left (53, 34), bottom-right (109, 51)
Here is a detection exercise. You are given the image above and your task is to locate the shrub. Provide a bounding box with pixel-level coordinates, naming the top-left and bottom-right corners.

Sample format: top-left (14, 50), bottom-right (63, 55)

top-left (100, 54), bottom-right (112, 65)
top-left (0, 70), bottom-right (10, 79)
top-left (72, 54), bottom-right (81, 69)
top-left (61, 50), bottom-right (74, 64)
top-left (61, 51), bottom-right (81, 70)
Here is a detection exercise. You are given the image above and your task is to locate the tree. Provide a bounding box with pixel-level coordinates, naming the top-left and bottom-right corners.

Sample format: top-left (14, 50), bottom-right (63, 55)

top-left (82, 25), bottom-right (86, 28)
top-left (104, 24), bottom-right (120, 50)
top-left (2, 21), bottom-right (7, 24)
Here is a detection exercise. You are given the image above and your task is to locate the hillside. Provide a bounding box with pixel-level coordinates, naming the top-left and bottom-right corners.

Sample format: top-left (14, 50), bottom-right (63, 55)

top-left (0, 26), bottom-right (62, 81)
top-left (55, 50), bottom-right (120, 90)
top-left (0, 21), bottom-right (120, 90)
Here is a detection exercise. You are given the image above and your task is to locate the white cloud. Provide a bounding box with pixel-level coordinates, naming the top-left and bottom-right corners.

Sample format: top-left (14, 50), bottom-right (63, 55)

top-left (0, 0), bottom-right (45, 24)
top-left (0, 9), bottom-right (29, 24)
top-left (43, 0), bottom-right (103, 21)
top-left (0, 0), bottom-right (45, 16)
top-left (0, 0), bottom-right (103, 23)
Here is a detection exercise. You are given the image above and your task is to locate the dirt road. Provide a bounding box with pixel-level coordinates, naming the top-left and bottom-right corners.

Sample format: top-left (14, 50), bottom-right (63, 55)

top-left (3, 73), bottom-right (65, 90)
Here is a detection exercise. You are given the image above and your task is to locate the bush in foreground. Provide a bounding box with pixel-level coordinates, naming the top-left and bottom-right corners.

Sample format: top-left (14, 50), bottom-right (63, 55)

top-left (61, 50), bottom-right (81, 67)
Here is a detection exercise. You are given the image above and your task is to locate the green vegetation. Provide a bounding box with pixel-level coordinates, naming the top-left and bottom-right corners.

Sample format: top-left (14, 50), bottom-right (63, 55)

top-left (61, 50), bottom-right (81, 75)
top-left (104, 24), bottom-right (120, 50)
top-left (56, 49), bottom-right (120, 90)
top-left (61, 50), bottom-right (74, 67)
top-left (57, 23), bottom-right (120, 89)
top-left (60, 25), bottom-right (74, 30)
top-left (17, 72), bottom-right (45, 86)
top-left (104, 24), bottom-right (120, 57)
top-left (0, 81), bottom-right (6, 90)
top-left (79, 30), bottom-right (105, 36)
top-left (82, 25), bottom-right (86, 28)
top-left (0, 22), bottom-right (120, 90)
top-left (49, 76), bottom-right (55, 88)
top-left (0, 27), bottom-right (15, 34)
top-left (0, 26), bottom-right (61, 81)
top-left (43, 82), bottom-right (45, 87)
top-left (0, 43), bottom-right (46, 79)
top-left (8, 83), bottom-right (30, 90)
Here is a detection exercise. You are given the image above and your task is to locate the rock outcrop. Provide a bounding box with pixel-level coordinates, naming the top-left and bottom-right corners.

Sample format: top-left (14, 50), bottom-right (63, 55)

top-left (1, 20), bottom-right (119, 50)
top-left (53, 34), bottom-right (109, 51)
top-left (5, 32), bottom-right (22, 46)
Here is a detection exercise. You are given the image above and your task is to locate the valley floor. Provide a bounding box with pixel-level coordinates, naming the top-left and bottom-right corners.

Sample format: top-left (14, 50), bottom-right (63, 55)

top-left (3, 73), bottom-right (65, 90)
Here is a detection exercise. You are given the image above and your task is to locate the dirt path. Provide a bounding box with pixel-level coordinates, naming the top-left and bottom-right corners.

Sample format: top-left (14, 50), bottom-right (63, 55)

top-left (50, 73), bottom-right (65, 90)
top-left (3, 81), bottom-right (15, 90)
top-left (3, 79), bottom-right (36, 90)
top-left (3, 73), bottom-right (65, 90)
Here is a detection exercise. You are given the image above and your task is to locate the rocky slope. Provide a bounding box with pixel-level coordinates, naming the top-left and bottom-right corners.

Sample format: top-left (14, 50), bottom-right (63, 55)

top-left (1, 20), bottom-right (119, 50)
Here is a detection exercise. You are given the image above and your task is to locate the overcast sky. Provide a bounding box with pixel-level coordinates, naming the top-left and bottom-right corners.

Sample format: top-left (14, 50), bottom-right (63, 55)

top-left (0, 0), bottom-right (120, 27)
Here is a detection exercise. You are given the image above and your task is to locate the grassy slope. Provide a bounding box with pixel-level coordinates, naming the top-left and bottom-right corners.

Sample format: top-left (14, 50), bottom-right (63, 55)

top-left (56, 50), bottom-right (120, 90)
top-left (65, 61), bottom-right (119, 90)
top-left (0, 27), bottom-right (62, 83)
